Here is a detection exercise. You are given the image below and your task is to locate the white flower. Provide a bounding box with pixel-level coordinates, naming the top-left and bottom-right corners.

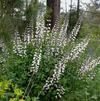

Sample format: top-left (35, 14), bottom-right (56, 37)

top-left (30, 50), bottom-right (42, 74)
top-left (13, 32), bottom-right (26, 56)
top-left (43, 37), bottom-right (89, 91)
top-left (67, 16), bottom-right (83, 42)
top-left (80, 57), bottom-right (100, 75)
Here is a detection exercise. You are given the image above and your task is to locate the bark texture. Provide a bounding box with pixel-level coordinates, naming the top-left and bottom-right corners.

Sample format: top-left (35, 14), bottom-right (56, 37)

top-left (45, 0), bottom-right (60, 30)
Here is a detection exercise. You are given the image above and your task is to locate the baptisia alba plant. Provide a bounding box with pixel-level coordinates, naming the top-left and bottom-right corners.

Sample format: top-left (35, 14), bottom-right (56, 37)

top-left (0, 14), bottom-right (100, 101)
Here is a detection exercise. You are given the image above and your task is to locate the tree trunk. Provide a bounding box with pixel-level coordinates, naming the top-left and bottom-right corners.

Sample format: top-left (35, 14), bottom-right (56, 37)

top-left (77, 0), bottom-right (80, 18)
top-left (45, 0), bottom-right (60, 30)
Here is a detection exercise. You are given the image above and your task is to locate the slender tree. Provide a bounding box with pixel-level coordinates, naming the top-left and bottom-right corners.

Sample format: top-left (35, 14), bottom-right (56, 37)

top-left (45, 0), bottom-right (60, 30)
top-left (77, 0), bottom-right (80, 18)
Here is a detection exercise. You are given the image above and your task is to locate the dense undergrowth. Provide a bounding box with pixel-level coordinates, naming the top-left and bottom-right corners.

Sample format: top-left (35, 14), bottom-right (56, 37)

top-left (0, 13), bottom-right (100, 101)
